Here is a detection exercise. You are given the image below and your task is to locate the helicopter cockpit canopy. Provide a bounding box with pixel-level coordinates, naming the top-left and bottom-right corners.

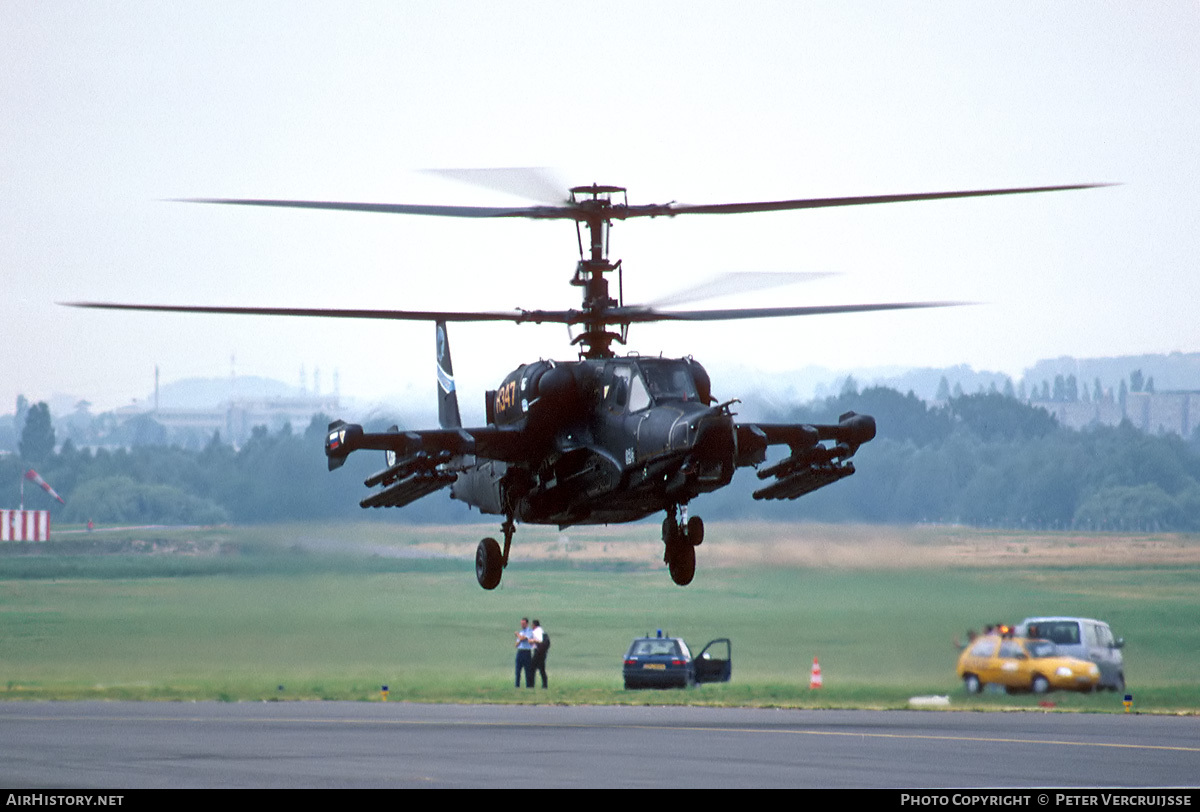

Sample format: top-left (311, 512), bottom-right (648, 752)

top-left (605, 358), bottom-right (700, 413)
top-left (637, 358), bottom-right (700, 404)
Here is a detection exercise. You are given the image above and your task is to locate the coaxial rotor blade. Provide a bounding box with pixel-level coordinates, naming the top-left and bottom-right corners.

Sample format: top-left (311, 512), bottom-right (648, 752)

top-left (62, 301), bottom-right (547, 322)
top-left (173, 183), bottom-right (1109, 222)
top-left (600, 300), bottom-right (969, 324)
top-left (63, 299), bottom-right (965, 326)
top-left (421, 167), bottom-right (571, 206)
top-left (630, 183), bottom-right (1112, 218)
top-left (646, 272), bottom-right (837, 308)
top-left (171, 198), bottom-right (570, 219)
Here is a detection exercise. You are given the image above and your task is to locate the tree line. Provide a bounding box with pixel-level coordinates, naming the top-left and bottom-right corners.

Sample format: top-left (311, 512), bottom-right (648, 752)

top-left (699, 385), bottom-right (1200, 531)
top-left (1, 413), bottom-right (458, 526)
top-left (3, 388), bottom-right (1199, 531)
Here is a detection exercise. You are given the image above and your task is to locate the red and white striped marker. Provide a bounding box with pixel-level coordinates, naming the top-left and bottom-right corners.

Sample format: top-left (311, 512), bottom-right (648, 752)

top-left (24, 469), bottom-right (65, 504)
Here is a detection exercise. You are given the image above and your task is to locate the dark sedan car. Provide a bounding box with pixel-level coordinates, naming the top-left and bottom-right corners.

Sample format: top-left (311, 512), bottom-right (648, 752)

top-left (622, 634), bottom-right (731, 689)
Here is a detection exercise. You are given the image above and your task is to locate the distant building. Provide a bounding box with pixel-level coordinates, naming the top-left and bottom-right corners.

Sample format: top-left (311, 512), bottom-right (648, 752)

top-left (1037, 390), bottom-right (1197, 437)
top-left (1038, 398), bottom-right (1123, 432)
top-left (1125, 390), bottom-right (1196, 437)
top-left (113, 393), bottom-right (340, 447)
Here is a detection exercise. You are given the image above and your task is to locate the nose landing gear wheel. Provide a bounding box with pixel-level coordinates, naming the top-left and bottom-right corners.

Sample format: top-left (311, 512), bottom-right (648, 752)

top-left (476, 537), bottom-right (503, 590)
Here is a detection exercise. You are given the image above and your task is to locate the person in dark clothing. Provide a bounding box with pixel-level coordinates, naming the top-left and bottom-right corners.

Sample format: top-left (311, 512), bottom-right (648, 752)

top-left (530, 619), bottom-right (549, 689)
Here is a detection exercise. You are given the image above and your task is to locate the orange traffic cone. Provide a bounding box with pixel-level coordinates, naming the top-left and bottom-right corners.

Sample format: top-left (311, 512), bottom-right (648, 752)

top-left (809, 656), bottom-right (823, 689)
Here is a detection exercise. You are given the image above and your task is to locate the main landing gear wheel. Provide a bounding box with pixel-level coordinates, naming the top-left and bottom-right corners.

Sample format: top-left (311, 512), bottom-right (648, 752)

top-left (476, 537), bottom-right (503, 590)
top-left (662, 511), bottom-right (696, 586)
top-left (667, 541), bottom-right (695, 586)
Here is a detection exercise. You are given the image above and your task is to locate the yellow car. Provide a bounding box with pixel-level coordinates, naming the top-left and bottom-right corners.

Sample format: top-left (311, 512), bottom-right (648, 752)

top-left (956, 634), bottom-right (1100, 694)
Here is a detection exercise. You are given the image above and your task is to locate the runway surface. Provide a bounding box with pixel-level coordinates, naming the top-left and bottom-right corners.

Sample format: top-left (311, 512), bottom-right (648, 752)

top-left (1, 702), bottom-right (1197, 788)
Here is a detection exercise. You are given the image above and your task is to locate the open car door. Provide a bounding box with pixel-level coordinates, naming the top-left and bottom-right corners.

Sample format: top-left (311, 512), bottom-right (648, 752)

top-left (694, 638), bottom-right (732, 684)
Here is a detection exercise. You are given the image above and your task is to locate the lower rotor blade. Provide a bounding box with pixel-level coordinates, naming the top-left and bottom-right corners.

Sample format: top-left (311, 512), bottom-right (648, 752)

top-left (62, 301), bottom-right (546, 323)
top-left (608, 301), bottom-right (969, 324)
top-left (63, 300), bottom-right (965, 326)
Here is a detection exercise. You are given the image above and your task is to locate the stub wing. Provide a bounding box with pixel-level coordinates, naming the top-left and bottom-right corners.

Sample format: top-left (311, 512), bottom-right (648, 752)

top-left (735, 412), bottom-right (876, 501)
top-left (324, 420), bottom-right (525, 509)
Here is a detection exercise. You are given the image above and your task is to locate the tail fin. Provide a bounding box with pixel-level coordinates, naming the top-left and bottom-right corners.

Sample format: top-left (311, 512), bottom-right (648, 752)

top-left (436, 321), bottom-right (462, 429)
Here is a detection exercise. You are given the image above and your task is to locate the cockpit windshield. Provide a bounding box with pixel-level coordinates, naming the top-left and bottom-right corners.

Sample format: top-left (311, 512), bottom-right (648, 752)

top-left (636, 359), bottom-right (699, 403)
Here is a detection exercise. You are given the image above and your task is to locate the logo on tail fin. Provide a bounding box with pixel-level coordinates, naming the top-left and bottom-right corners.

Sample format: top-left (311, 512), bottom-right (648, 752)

top-left (436, 321), bottom-right (462, 428)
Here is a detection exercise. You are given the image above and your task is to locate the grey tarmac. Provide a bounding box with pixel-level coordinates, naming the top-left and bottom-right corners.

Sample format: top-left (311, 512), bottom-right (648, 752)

top-left (0, 702), bottom-right (1196, 789)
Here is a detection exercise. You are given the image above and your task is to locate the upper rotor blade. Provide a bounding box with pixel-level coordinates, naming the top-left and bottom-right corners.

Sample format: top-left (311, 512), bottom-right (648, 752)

top-left (627, 183), bottom-right (1112, 218)
top-left (172, 198), bottom-right (576, 219)
top-left (421, 167), bottom-right (570, 207)
top-left (173, 183), bottom-right (1109, 223)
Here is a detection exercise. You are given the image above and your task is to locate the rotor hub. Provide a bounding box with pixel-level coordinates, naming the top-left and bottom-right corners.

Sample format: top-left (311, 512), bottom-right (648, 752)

top-left (566, 185), bottom-right (630, 359)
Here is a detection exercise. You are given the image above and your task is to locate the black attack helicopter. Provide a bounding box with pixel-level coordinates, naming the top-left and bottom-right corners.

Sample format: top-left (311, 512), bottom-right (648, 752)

top-left (69, 173), bottom-right (1103, 589)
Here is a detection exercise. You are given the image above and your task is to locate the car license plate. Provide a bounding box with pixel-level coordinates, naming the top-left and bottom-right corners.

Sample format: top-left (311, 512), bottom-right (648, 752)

top-left (643, 664), bottom-right (666, 670)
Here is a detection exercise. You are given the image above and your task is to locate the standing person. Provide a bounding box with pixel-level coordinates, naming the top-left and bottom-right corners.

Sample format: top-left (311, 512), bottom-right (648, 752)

top-left (530, 619), bottom-right (549, 689)
top-left (514, 617), bottom-right (534, 688)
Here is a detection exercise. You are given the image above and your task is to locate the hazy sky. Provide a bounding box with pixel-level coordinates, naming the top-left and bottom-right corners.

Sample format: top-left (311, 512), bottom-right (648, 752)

top-left (3, 2), bottom-right (1197, 417)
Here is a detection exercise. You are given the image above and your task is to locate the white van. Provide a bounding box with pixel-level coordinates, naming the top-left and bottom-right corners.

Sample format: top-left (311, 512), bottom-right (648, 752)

top-left (1016, 617), bottom-right (1125, 691)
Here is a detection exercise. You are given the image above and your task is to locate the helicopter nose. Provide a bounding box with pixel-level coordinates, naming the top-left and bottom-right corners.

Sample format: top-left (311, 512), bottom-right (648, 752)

top-left (688, 410), bottom-right (736, 473)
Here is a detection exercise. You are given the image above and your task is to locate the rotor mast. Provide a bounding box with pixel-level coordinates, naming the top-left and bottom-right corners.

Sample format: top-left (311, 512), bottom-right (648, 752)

top-left (569, 184), bottom-right (627, 360)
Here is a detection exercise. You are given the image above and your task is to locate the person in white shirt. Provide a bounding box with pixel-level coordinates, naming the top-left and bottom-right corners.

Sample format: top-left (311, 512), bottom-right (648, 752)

top-left (514, 617), bottom-right (534, 688)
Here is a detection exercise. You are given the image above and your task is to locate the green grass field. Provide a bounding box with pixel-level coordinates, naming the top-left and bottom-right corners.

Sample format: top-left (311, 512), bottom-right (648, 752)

top-left (1, 522), bottom-right (1197, 712)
